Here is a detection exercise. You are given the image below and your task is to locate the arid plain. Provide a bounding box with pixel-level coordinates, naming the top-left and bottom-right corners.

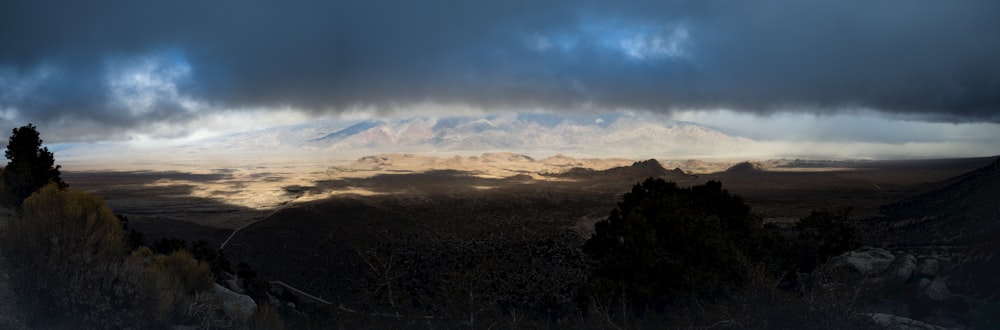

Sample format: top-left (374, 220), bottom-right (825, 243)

top-left (59, 153), bottom-right (995, 314)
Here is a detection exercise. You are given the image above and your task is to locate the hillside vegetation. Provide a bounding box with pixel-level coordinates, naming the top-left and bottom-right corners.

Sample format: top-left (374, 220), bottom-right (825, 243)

top-left (3, 123), bottom-right (994, 328)
top-left (0, 125), bottom-right (278, 329)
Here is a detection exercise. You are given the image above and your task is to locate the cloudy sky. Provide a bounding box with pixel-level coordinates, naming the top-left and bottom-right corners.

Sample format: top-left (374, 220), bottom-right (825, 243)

top-left (1, 1), bottom-right (998, 158)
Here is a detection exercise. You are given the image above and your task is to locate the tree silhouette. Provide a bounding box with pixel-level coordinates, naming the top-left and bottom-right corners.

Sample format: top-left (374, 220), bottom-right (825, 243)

top-left (3, 123), bottom-right (66, 205)
top-left (787, 208), bottom-right (862, 274)
top-left (582, 178), bottom-right (763, 314)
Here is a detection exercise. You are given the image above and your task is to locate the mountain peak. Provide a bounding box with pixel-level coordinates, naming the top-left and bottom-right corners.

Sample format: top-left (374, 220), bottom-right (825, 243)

top-left (726, 161), bottom-right (766, 172)
top-left (552, 158), bottom-right (682, 180)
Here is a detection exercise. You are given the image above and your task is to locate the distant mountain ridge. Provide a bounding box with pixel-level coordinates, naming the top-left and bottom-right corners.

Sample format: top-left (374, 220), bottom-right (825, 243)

top-left (726, 161), bottom-right (766, 172)
top-left (310, 121), bottom-right (382, 142)
top-left (212, 113), bottom-right (753, 156)
top-left (548, 159), bottom-right (693, 181)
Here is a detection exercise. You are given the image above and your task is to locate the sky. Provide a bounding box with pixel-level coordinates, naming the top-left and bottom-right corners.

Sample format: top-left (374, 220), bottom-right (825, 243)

top-left (1, 1), bottom-right (999, 158)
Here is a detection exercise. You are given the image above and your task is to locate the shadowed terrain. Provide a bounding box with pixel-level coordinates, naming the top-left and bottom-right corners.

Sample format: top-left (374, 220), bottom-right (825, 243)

top-left (60, 155), bottom-right (997, 326)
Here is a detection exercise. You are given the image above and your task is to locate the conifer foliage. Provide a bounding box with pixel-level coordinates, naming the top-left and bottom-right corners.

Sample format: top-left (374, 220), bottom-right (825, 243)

top-left (582, 178), bottom-right (763, 313)
top-left (2, 123), bottom-right (66, 205)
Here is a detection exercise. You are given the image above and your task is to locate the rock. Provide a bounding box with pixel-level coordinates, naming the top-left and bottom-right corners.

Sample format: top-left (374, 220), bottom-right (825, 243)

top-left (867, 313), bottom-right (947, 330)
top-left (921, 278), bottom-right (951, 301)
top-left (917, 278), bottom-right (933, 290)
top-left (267, 293), bottom-right (281, 306)
top-left (887, 253), bottom-right (917, 284)
top-left (833, 246), bottom-right (896, 277)
top-left (916, 258), bottom-right (941, 279)
top-left (225, 276), bottom-right (244, 294)
top-left (212, 283), bottom-right (257, 322)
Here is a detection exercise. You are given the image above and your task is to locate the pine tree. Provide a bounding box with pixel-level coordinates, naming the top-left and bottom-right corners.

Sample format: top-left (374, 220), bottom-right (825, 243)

top-left (2, 123), bottom-right (66, 206)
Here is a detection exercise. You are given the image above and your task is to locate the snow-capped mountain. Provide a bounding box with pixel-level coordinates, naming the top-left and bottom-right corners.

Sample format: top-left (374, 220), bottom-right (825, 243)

top-left (210, 112), bottom-right (753, 157)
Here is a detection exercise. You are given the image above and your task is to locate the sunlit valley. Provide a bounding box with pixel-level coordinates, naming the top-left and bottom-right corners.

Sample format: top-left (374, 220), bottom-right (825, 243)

top-left (2, 2), bottom-right (1000, 329)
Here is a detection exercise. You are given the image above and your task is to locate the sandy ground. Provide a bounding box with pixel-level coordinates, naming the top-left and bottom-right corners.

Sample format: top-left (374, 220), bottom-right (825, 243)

top-left (62, 152), bottom-right (641, 232)
top-left (30, 153), bottom-right (1000, 319)
top-left (61, 153), bottom-right (995, 235)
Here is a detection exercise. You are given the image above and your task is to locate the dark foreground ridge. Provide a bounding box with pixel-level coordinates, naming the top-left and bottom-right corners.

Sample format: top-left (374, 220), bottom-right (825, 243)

top-left (876, 155), bottom-right (1000, 246)
top-left (864, 156), bottom-right (1000, 326)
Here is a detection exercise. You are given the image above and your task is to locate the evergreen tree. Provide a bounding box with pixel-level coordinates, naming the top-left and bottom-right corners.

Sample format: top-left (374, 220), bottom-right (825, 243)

top-left (582, 178), bottom-right (763, 313)
top-left (2, 123), bottom-right (66, 205)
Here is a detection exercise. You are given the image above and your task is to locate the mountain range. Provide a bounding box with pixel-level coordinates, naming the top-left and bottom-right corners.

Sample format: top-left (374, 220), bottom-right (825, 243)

top-left (211, 112), bottom-right (753, 158)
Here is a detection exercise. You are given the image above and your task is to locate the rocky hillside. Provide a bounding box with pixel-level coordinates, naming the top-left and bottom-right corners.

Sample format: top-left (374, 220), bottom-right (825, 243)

top-left (857, 156), bottom-right (1000, 327)
top-left (875, 156), bottom-right (1000, 246)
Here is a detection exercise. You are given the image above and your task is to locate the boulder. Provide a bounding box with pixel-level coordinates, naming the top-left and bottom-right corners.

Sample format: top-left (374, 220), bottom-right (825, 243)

top-left (219, 272), bottom-right (244, 294)
top-left (867, 313), bottom-right (947, 330)
top-left (212, 283), bottom-right (257, 322)
top-left (916, 258), bottom-right (941, 279)
top-left (832, 246), bottom-right (896, 277)
top-left (886, 253), bottom-right (917, 285)
top-left (921, 278), bottom-right (951, 302)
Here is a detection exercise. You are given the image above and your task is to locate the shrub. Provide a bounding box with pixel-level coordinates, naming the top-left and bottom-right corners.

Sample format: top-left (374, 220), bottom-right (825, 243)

top-left (156, 249), bottom-right (215, 294)
top-left (133, 247), bottom-right (215, 323)
top-left (152, 237), bottom-right (189, 254)
top-left (191, 239), bottom-right (233, 279)
top-left (237, 261), bottom-right (271, 300)
top-left (247, 302), bottom-right (286, 330)
top-left (787, 208), bottom-right (863, 274)
top-left (668, 258), bottom-right (882, 330)
top-left (0, 184), bottom-right (161, 329)
top-left (116, 213), bottom-right (146, 251)
top-left (581, 178), bottom-right (763, 314)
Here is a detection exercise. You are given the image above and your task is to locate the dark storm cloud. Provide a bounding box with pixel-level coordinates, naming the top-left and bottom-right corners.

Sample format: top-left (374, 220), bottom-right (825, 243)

top-left (2, 0), bottom-right (999, 139)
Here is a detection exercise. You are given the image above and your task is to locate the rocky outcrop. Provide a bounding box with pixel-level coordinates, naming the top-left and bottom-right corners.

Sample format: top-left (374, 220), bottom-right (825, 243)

top-left (211, 283), bottom-right (257, 323)
top-left (868, 313), bottom-right (947, 330)
top-left (887, 253), bottom-right (917, 285)
top-left (830, 246), bottom-right (896, 277)
top-left (859, 157), bottom-right (1000, 328)
top-left (827, 247), bottom-right (969, 328)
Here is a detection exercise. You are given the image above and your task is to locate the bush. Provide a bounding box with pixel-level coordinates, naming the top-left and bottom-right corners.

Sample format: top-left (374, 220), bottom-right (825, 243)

top-left (1, 184), bottom-right (161, 329)
top-left (116, 213), bottom-right (147, 251)
top-left (134, 247), bottom-right (215, 323)
top-left (152, 237), bottom-right (189, 254)
top-left (581, 178), bottom-right (764, 314)
top-left (0, 184), bottom-right (227, 328)
top-left (668, 259), bottom-right (882, 330)
top-left (148, 237), bottom-right (233, 281)
top-left (247, 302), bottom-right (286, 330)
top-left (784, 208), bottom-right (863, 277)
top-left (237, 261), bottom-right (271, 300)
top-left (191, 239), bottom-right (233, 279)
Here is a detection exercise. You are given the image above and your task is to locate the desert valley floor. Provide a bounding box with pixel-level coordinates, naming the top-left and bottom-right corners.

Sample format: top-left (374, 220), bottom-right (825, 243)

top-left (58, 153), bottom-right (996, 314)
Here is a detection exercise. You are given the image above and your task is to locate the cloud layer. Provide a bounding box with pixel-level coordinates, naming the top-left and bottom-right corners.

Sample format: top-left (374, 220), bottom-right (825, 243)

top-left (2, 1), bottom-right (999, 141)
